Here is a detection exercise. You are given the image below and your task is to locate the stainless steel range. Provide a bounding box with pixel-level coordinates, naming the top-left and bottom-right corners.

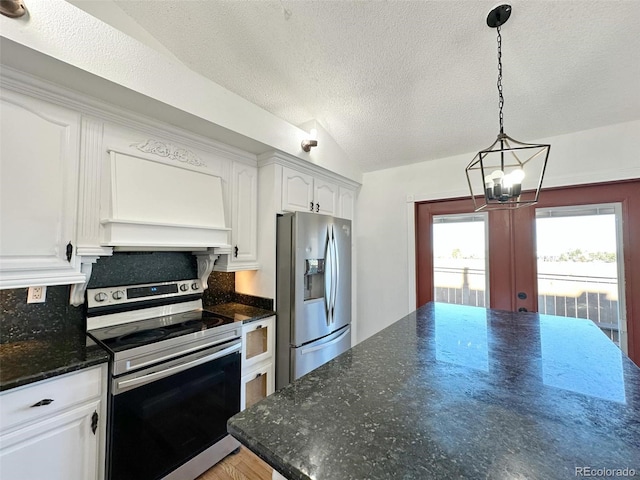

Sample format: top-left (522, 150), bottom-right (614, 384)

top-left (86, 279), bottom-right (241, 480)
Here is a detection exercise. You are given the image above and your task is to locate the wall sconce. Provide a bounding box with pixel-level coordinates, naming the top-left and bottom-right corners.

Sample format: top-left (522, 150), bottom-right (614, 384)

top-left (1, 0), bottom-right (26, 17)
top-left (301, 129), bottom-right (318, 152)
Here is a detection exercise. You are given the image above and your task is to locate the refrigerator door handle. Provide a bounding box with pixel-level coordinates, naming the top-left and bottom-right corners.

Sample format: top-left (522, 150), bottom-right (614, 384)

top-left (330, 225), bottom-right (339, 323)
top-left (324, 226), bottom-right (332, 326)
top-left (299, 327), bottom-right (350, 355)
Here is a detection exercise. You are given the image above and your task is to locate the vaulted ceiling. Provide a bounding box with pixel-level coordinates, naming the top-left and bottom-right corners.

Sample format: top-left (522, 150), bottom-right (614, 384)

top-left (69, 0), bottom-right (640, 172)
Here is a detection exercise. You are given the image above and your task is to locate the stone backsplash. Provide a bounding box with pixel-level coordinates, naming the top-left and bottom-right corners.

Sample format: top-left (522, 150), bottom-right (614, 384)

top-left (1, 252), bottom-right (273, 342)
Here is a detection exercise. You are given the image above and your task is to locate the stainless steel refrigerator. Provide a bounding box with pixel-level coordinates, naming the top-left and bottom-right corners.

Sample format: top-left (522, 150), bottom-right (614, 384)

top-left (276, 211), bottom-right (352, 389)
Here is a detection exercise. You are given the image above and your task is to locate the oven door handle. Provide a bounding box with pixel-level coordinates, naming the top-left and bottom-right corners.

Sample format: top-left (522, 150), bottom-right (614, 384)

top-left (115, 342), bottom-right (241, 393)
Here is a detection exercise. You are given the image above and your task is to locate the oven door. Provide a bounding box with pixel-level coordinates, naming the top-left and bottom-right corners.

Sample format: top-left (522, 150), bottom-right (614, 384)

top-left (109, 340), bottom-right (241, 480)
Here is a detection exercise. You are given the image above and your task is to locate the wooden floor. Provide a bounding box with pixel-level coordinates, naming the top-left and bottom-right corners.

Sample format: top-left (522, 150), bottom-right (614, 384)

top-left (196, 446), bottom-right (273, 480)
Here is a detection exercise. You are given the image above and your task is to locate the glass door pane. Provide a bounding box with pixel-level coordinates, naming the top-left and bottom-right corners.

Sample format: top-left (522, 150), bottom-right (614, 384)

top-left (433, 213), bottom-right (488, 307)
top-left (535, 204), bottom-right (627, 353)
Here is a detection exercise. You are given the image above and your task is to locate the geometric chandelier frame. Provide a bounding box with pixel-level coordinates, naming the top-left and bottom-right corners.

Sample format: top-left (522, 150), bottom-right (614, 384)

top-left (465, 4), bottom-right (550, 211)
top-left (466, 133), bottom-right (550, 211)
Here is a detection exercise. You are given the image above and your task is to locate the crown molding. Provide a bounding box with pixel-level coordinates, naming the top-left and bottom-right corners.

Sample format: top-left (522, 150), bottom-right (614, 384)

top-left (257, 150), bottom-right (361, 189)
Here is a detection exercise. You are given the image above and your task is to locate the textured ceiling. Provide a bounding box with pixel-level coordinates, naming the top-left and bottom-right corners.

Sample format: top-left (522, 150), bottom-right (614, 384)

top-left (73, 0), bottom-right (640, 172)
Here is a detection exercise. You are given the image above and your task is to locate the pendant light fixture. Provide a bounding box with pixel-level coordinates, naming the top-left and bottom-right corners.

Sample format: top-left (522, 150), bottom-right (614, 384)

top-left (465, 4), bottom-right (550, 211)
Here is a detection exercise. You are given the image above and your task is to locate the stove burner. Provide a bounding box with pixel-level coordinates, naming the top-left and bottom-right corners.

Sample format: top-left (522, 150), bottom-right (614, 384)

top-left (202, 317), bottom-right (225, 327)
top-left (116, 329), bottom-right (169, 346)
top-left (181, 319), bottom-right (203, 327)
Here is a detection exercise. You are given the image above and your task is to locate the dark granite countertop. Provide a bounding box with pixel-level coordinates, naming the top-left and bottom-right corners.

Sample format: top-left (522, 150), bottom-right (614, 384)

top-left (228, 302), bottom-right (640, 480)
top-left (0, 330), bottom-right (109, 392)
top-left (205, 302), bottom-right (274, 324)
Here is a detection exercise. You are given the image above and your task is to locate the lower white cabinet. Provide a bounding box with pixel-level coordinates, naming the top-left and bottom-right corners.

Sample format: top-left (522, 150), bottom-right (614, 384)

top-left (240, 316), bottom-right (275, 410)
top-left (0, 365), bottom-right (107, 480)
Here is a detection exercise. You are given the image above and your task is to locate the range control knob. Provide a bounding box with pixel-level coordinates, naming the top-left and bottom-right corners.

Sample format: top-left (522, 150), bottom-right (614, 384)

top-left (94, 292), bottom-right (108, 303)
top-left (179, 284), bottom-right (189, 292)
top-left (112, 290), bottom-right (125, 300)
top-left (191, 283), bottom-right (199, 291)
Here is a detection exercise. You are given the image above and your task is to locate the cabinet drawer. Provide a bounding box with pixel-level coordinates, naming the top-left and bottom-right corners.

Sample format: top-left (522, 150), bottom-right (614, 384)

top-left (0, 366), bottom-right (103, 433)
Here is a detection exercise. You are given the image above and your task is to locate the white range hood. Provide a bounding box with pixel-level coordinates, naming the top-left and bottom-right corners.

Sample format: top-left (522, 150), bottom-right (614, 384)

top-left (101, 148), bottom-right (231, 251)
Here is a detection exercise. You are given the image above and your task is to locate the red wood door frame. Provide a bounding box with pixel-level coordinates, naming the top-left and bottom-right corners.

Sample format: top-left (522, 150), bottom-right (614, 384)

top-left (415, 179), bottom-right (640, 365)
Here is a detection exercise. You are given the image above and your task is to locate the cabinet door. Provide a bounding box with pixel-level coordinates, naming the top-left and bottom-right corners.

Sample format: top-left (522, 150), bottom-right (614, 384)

top-left (282, 167), bottom-right (314, 213)
top-left (0, 90), bottom-right (83, 288)
top-left (0, 401), bottom-right (101, 480)
top-left (241, 316), bottom-right (275, 372)
top-left (314, 178), bottom-right (339, 216)
top-left (240, 363), bottom-right (275, 411)
top-left (230, 162), bottom-right (258, 264)
top-left (338, 186), bottom-right (356, 220)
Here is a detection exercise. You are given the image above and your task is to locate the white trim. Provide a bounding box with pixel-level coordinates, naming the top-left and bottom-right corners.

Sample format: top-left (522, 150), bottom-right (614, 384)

top-left (406, 202), bottom-right (416, 311)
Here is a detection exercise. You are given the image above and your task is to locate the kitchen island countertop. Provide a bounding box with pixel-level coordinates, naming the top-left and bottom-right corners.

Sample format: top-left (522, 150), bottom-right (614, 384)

top-left (228, 302), bottom-right (640, 480)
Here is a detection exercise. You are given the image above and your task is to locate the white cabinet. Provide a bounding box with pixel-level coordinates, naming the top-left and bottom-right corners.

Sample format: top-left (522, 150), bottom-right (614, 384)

top-left (281, 167), bottom-right (315, 214)
top-left (282, 166), bottom-right (339, 217)
top-left (215, 162), bottom-right (259, 271)
top-left (314, 178), bottom-right (339, 216)
top-left (0, 88), bottom-right (84, 289)
top-left (240, 316), bottom-right (275, 410)
top-left (338, 186), bottom-right (356, 221)
top-left (0, 365), bottom-right (107, 480)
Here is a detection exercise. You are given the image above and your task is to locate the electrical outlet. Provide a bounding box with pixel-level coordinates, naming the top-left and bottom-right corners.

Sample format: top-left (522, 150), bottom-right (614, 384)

top-left (27, 286), bottom-right (47, 304)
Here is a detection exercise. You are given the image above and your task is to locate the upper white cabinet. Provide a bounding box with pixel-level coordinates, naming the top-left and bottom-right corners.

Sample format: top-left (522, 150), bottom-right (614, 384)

top-left (281, 167), bottom-right (314, 213)
top-left (314, 178), bottom-right (339, 216)
top-left (282, 166), bottom-right (340, 217)
top-left (215, 161), bottom-right (260, 271)
top-left (338, 186), bottom-right (355, 221)
top-left (0, 88), bottom-right (84, 289)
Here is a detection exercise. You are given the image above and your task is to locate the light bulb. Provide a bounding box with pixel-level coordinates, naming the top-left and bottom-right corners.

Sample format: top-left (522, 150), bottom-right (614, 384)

top-left (510, 168), bottom-right (525, 183)
top-left (490, 170), bottom-right (504, 183)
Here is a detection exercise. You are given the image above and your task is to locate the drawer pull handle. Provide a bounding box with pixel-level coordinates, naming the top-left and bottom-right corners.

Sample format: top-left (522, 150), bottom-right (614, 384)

top-left (255, 373), bottom-right (264, 379)
top-left (255, 325), bottom-right (263, 330)
top-left (31, 398), bottom-right (54, 407)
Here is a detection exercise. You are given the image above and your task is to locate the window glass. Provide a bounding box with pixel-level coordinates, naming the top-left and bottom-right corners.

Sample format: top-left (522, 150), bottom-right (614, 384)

top-left (433, 213), bottom-right (488, 307)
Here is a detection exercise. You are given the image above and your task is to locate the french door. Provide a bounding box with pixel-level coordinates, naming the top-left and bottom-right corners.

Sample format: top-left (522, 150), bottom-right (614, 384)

top-left (415, 180), bottom-right (640, 365)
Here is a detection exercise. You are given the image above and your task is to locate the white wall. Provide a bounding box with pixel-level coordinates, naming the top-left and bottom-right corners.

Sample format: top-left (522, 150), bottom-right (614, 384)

top-left (355, 120), bottom-right (640, 344)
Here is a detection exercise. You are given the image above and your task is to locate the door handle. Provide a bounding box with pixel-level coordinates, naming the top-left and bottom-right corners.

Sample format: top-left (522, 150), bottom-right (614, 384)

top-left (300, 327), bottom-right (350, 355)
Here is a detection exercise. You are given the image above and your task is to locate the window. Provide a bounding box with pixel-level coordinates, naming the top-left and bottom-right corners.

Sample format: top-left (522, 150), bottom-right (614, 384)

top-left (432, 213), bottom-right (488, 307)
top-left (535, 204), bottom-right (626, 352)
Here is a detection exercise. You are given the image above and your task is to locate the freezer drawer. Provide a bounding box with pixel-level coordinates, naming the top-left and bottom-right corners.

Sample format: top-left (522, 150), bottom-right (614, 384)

top-left (291, 325), bottom-right (351, 381)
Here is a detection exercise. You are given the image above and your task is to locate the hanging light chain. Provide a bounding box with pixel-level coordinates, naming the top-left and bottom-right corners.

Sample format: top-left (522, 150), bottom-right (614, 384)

top-left (497, 25), bottom-right (504, 135)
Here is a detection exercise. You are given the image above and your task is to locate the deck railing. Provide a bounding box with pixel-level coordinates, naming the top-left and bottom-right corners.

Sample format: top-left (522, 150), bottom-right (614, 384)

top-left (434, 266), bottom-right (620, 344)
